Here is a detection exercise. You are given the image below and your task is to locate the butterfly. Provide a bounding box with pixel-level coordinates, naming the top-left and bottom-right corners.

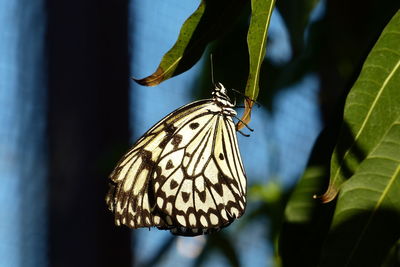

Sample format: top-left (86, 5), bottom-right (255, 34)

top-left (106, 83), bottom-right (247, 236)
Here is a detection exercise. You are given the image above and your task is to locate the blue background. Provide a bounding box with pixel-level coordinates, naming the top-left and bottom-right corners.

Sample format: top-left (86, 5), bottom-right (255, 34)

top-left (0, 0), bottom-right (325, 266)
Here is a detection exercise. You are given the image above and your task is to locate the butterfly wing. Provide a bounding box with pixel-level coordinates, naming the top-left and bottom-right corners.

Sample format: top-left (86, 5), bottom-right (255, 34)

top-left (106, 99), bottom-right (214, 229)
top-left (107, 96), bottom-right (247, 235)
top-left (152, 108), bottom-right (247, 235)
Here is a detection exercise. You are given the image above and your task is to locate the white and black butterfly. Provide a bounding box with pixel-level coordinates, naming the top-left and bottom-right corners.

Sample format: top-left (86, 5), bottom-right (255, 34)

top-left (106, 83), bottom-right (247, 236)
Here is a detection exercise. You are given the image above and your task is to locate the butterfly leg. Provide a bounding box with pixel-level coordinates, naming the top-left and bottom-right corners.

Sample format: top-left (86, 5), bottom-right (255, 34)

top-left (237, 129), bottom-right (250, 137)
top-left (234, 116), bottom-right (254, 132)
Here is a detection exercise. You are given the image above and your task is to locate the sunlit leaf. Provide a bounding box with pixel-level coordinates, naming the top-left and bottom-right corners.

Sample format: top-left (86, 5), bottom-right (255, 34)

top-left (236, 98), bottom-right (254, 131)
top-left (249, 180), bottom-right (283, 203)
top-left (237, 0), bottom-right (275, 130)
top-left (320, 117), bottom-right (400, 267)
top-left (134, 0), bottom-right (246, 86)
top-left (322, 10), bottom-right (400, 202)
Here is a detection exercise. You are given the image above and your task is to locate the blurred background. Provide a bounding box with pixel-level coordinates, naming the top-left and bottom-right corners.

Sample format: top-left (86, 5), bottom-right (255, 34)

top-left (0, 0), bottom-right (398, 266)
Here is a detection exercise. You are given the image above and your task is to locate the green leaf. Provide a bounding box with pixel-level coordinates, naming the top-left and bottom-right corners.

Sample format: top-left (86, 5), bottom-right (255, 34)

top-left (320, 118), bottom-right (400, 267)
top-left (322, 10), bottom-right (400, 202)
top-left (249, 181), bottom-right (283, 203)
top-left (245, 0), bottom-right (275, 101)
top-left (238, 0), bottom-right (275, 130)
top-left (134, 0), bottom-right (246, 86)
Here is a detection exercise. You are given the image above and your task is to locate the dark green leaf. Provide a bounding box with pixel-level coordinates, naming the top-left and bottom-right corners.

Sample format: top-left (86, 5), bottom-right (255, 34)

top-left (320, 117), bottom-right (400, 267)
top-left (381, 240), bottom-right (400, 267)
top-left (134, 0), bottom-right (246, 86)
top-left (322, 10), bottom-right (400, 202)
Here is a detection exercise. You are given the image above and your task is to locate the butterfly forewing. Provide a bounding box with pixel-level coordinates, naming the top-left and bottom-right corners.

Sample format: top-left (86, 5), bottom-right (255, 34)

top-left (107, 83), bottom-right (247, 236)
top-left (107, 100), bottom-right (212, 228)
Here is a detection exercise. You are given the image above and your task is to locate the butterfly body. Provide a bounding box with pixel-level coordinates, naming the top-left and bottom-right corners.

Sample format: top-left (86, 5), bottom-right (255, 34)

top-left (107, 83), bottom-right (247, 236)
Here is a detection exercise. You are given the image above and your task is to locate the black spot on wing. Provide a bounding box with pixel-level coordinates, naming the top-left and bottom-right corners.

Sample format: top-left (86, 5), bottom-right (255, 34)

top-left (159, 138), bottom-right (169, 149)
top-left (146, 179), bottom-right (157, 210)
top-left (166, 159), bottom-right (174, 170)
top-left (182, 192), bottom-right (190, 203)
top-left (165, 123), bottom-right (177, 134)
top-left (141, 150), bottom-right (154, 170)
top-left (189, 122), bottom-right (199, 129)
top-left (154, 166), bottom-right (162, 178)
top-left (159, 124), bottom-right (177, 148)
top-left (198, 191), bottom-right (206, 202)
top-left (214, 180), bottom-right (224, 196)
top-left (219, 153), bottom-right (224, 160)
top-left (170, 180), bottom-right (179, 190)
top-left (210, 172), bottom-right (227, 197)
top-left (172, 134), bottom-right (183, 149)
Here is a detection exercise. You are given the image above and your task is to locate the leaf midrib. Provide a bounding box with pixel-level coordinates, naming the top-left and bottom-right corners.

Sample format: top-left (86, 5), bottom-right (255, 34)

top-left (332, 57), bottom-right (400, 184)
top-left (248, 0), bottom-right (274, 99)
top-left (344, 162), bottom-right (400, 266)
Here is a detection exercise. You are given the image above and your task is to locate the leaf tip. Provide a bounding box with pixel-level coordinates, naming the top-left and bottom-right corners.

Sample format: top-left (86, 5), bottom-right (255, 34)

top-left (236, 98), bottom-right (254, 131)
top-left (319, 187), bottom-right (339, 203)
top-left (132, 67), bottom-right (165, 86)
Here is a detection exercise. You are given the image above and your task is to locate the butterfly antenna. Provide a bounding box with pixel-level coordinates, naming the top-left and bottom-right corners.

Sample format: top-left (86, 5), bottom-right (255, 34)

top-left (210, 53), bottom-right (215, 85)
top-left (231, 88), bottom-right (261, 108)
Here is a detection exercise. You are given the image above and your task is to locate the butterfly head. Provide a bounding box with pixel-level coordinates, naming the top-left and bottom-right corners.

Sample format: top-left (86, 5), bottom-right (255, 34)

top-left (214, 82), bottom-right (228, 95)
top-left (212, 82), bottom-right (235, 109)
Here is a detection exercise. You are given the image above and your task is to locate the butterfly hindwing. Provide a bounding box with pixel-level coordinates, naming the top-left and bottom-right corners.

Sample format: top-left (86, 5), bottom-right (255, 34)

top-left (153, 112), bottom-right (221, 232)
top-left (216, 116), bottom-right (246, 215)
top-left (152, 112), bottom-right (247, 235)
